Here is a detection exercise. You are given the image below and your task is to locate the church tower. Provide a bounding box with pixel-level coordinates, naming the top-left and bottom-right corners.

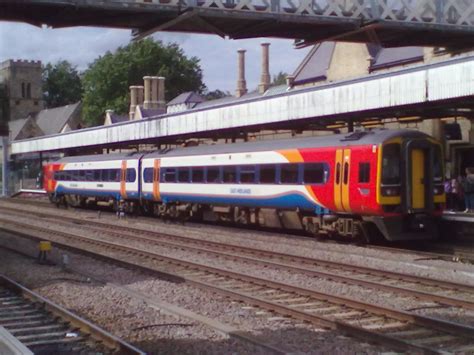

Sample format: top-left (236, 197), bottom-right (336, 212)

top-left (0, 59), bottom-right (44, 122)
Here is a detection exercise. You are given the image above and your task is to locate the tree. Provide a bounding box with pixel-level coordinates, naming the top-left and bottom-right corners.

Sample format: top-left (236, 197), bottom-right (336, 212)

top-left (82, 39), bottom-right (206, 126)
top-left (42, 61), bottom-right (83, 108)
top-left (272, 71), bottom-right (288, 86)
top-left (204, 89), bottom-right (231, 101)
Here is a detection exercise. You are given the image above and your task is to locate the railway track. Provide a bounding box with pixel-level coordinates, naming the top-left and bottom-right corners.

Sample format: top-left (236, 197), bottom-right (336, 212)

top-left (0, 274), bottom-right (144, 354)
top-left (1, 205), bottom-right (474, 313)
top-left (6, 197), bottom-right (474, 264)
top-left (1, 217), bottom-right (474, 353)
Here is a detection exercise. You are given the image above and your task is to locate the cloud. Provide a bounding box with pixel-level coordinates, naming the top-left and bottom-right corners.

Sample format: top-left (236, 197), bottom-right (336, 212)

top-left (0, 22), bottom-right (310, 92)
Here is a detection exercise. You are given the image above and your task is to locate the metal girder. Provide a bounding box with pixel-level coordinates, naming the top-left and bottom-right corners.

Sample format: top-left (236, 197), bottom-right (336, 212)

top-left (0, 0), bottom-right (474, 47)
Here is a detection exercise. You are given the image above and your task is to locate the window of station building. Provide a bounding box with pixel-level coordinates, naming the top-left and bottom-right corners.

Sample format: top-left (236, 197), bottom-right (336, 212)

top-left (358, 162), bottom-right (370, 183)
top-left (239, 165), bottom-right (256, 183)
top-left (303, 163), bottom-right (329, 184)
top-left (223, 166), bottom-right (236, 183)
top-left (207, 166), bottom-right (221, 183)
top-left (191, 167), bottom-right (205, 183)
top-left (260, 164), bottom-right (276, 184)
top-left (21, 83), bottom-right (25, 98)
top-left (280, 164), bottom-right (299, 184)
top-left (177, 167), bottom-right (190, 183)
top-left (26, 83), bottom-right (31, 99)
top-left (163, 168), bottom-right (176, 183)
top-left (126, 168), bottom-right (136, 183)
top-left (143, 168), bottom-right (153, 183)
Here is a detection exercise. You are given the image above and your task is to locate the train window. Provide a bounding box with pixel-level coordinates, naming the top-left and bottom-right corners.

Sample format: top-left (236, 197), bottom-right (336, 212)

top-left (358, 163), bottom-right (370, 183)
top-left (192, 167), bottom-right (204, 183)
top-left (303, 163), bottom-right (328, 184)
top-left (79, 170), bottom-right (85, 181)
top-left (240, 165), bottom-right (256, 183)
top-left (382, 144), bottom-right (401, 185)
top-left (343, 162), bottom-right (349, 185)
top-left (126, 168), bottom-right (136, 183)
top-left (111, 169), bottom-right (121, 182)
top-left (143, 168), bottom-right (153, 183)
top-left (93, 170), bottom-right (101, 181)
top-left (163, 168), bottom-right (176, 183)
top-left (85, 170), bottom-right (94, 182)
top-left (223, 166), bottom-right (236, 183)
top-left (178, 168), bottom-right (190, 183)
top-left (336, 163), bottom-right (341, 184)
top-left (100, 170), bottom-right (108, 182)
top-left (260, 164), bottom-right (276, 184)
top-left (280, 164), bottom-right (299, 184)
top-left (207, 167), bottom-right (221, 183)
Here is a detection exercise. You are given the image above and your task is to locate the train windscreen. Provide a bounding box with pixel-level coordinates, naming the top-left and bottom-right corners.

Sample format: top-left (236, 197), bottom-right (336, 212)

top-left (381, 143), bottom-right (401, 185)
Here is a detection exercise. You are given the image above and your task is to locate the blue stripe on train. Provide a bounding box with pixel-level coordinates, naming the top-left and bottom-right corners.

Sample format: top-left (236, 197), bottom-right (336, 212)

top-left (56, 186), bottom-right (139, 200)
top-left (141, 192), bottom-right (318, 211)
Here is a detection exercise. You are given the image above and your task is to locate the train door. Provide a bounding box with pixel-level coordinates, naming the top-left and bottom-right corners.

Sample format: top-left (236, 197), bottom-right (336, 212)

top-left (411, 149), bottom-right (425, 209)
top-left (120, 160), bottom-right (127, 199)
top-left (152, 159), bottom-right (161, 201)
top-left (334, 149), bottom-right (352, 212)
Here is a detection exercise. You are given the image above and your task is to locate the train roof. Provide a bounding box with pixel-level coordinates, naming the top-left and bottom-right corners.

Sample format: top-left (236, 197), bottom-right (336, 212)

top-left (51, 129), bottom-right (431, 164)
top-left (143, 129), bottom-right (430, 159)
top-left (54, 152), bottom-right (143, 163)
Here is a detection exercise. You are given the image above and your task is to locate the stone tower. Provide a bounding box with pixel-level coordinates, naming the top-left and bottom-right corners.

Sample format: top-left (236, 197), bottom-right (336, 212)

top-left (0, 59), bottom-right (44, 121)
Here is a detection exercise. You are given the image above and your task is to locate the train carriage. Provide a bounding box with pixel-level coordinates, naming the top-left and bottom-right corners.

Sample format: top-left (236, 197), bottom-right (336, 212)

top-left (44, 129), bottom-right (445, 242)
top-left (43, 153), bottom-right (141, 207)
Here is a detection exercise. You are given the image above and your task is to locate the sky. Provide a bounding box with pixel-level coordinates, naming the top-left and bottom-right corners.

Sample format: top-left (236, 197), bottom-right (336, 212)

top-left (0, 22), bottom-right (311, 92)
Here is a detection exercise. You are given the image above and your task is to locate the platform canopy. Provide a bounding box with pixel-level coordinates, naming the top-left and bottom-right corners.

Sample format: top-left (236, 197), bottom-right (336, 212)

top-left (10, 54), bottom-right (474, 155)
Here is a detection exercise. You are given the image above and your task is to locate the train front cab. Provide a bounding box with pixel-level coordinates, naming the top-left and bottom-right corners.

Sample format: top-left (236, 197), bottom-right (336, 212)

top-left (367, 136), bottom-right (445, 241)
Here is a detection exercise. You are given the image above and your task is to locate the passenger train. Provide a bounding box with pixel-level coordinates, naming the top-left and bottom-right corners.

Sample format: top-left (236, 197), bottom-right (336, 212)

top-left (43, 129), bottom-right (445, 242)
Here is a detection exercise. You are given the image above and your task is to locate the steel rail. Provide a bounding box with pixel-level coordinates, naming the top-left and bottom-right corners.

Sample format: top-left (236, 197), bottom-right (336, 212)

top-left (6, 198), bottom-right (474, 264)
top-left (0, 274), bottom-right (145, 354)
top-left (1, 218), bottom-right (474, 354)
top-left (1, 204), bottom-right (474, 311)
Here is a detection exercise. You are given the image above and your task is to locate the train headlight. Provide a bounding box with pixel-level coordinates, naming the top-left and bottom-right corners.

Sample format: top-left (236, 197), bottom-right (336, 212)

top-left (381, 186), bottom-right (400, 196)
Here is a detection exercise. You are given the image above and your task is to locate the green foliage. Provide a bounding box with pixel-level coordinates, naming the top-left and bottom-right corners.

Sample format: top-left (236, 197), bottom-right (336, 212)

top-left (272, 71), bottom-right (288, 86)
top-left (82, 39), bottom-right (206, 126)
top-left (42, 61), bottom-right (83, 108)
top-left (204, 89), bottom-right (231, 101)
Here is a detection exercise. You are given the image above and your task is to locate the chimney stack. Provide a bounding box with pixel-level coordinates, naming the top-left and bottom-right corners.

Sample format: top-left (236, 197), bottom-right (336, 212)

top-left (150, 76), bottom-right (160, 109)
top-left (157, 77), bottom-right (165, 108)
top-left (286, 75), bottom-right (295, 87)
top-left (129, 86), bottom-right (141, 119)
top-left (235, 49), bottom-right (247, 98)
top-left (136, 85), bottom-right (144, 107)
top-left (143, 76), bottom-right (152, 109)
top-left (258, 42), bottom-right (271, 94)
